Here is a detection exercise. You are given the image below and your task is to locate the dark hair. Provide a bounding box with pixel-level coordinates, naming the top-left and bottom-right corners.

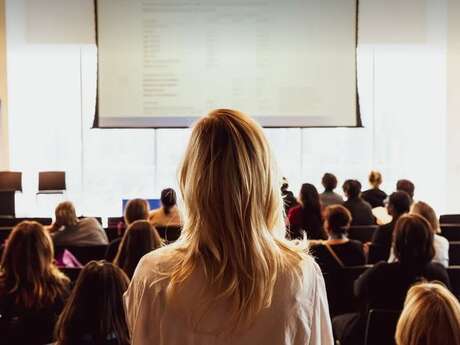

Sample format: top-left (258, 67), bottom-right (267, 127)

top-left (124, 198), bottom-right (149, 225)
top-left (114, 220), bottom-right (163, 278)
top-left (322, 173), bottom-right (338, 192)
top-left (343, 179), bottom-right (362, 199)
top-left (325, 205), bottom-right (352, 235)
top-left (389, 191), bottom-right (412, 216)
top-left (281, 177), bottom-right (289, 191)
top-left (161, 188), bottom-right (177, 215)
top-left (55, 261), bottom-right (130, 345)
top-left (397, 179), bottom-right (415, 199)
top-left (0, 221), bottom-right (69, 309)
top-left (299, 183), bottom-right (322, 220)
top-left (393, 214), bottom-right (435, 268)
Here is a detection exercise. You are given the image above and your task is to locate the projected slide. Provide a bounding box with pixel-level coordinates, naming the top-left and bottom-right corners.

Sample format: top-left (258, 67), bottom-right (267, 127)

top-left (96, 0), bottom-right (359, 128)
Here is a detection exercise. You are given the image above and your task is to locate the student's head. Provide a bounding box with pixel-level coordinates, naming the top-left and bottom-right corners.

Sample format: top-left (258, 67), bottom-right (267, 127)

top-left (114, 220), bottom-right (163, 278)
top-left (299, 183), bottom-right (321, 212)
top-left (324, 205), bottom-right (352, 238)
top-left (388, 191), bottom-right (411, 218)
top-left (322, 173), bottom-right (338, 192)
top-left (281, 177), bottom-right (289, 192)
top-left (55, 201), bottom-right (78, 227)
top-left (0, 221), bottom-right (68, 308)
top-left (397, 179), bottom-right (415, 200)
top-left (177, 109), bottom-right (305, 329)
top-left (160, 188), bottom-right (177, 215)
top-left (124, 198), bottom-right (149, 225)
top-left (393, 214), bottom-right (434, 267)
top-left (55, 261), bottom-right (130, 345)
top-left (342, 179), bottom-right (361, 199)
top-left (396, 283), bottom-right (460, 345)
top-left (411, 201), bottom-right (440, 234)
top-left (369, 171), bottom-right (382, 188)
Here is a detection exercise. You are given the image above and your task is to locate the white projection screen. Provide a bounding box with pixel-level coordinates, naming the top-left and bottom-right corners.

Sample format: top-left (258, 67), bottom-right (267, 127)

top-left (95, 0), bottom-right (360, 128)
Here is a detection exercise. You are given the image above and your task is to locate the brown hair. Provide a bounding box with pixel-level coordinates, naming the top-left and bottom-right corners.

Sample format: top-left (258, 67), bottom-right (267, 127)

top-left (114, 220), bottom-right (163, 278)
top-left (324, 205), bottom-right (352, 235)
top-left (393, 214), bottom-right (435, 268)
top-left (396, 283), bottom-right (460, 345)
top-left (411, 201), bottom-right (440, 234)
top-left (322, 173), bottom-right (338, 191)
top-left (369, 171), bottom-right (382, 188)
top-left (0, 221), bottom-right (69, 309)
top-left (54, 201), bottom-right (78, 228)
top-left (124, 198), bottom-right (150, 225)
top-left (55, 261), bottom-right (130, 345)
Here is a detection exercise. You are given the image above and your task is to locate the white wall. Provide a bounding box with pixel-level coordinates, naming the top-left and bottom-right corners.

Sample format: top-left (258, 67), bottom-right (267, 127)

top-left (5, 0), bottom-right (458, 219)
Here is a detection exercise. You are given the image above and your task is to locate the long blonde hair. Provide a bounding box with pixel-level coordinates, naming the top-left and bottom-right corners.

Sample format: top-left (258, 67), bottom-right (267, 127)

top-left (396, 282), bottom-right (460, 345)
top-left (169, 109), bottom-right (305, 330)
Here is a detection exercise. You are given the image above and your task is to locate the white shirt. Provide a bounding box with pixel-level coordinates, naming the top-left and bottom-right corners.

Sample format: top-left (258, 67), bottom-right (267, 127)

top-left (124, 246), bottom-right (333, 345)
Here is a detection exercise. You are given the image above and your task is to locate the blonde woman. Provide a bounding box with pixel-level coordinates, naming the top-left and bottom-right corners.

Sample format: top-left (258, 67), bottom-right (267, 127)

top-left (124, 109), bottom-right (333, 344)
top-left (396, 283), bottom-right (460, 345)
top-left (411, 201), bottom-right (449, 267)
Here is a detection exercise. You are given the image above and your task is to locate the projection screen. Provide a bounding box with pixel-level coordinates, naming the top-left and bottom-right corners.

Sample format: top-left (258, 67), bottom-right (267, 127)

top-left (95, 0), bottom-right (360, 128)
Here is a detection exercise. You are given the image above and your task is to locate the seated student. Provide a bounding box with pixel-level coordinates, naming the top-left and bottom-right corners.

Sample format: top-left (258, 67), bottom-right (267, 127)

top-left (396, 283), bottom-right (460, 345)
top-left (362, 171), bottom-right (387, 208)
top-left (0, 221), bottom-right (70, 345)
top-left (342, 179), bottom-right (375, 226)
top-left (113, 220), bottom-right (163, 279)
top-left (397, 179), bottom-right (415, 202)
top-left (125, 109), bottom-right (333, 344)
top-left (50, 201), bottom-right (108, 247)
top-left (410, 201), bottom-right (449, 267)
top-left (288, 183), bottom-right (327, 240)
top-left (55, 261), bottom-right (130, 345)
top-left (310, 205), bottom-right (365, 270)
top-left (333, 214), bottom-right (450, 345)
top-left (369, 191), bottom-right (411, 263)
top-left (149, 188), bottom-right (182, 227)
top-left (320, 173), bottom-right (344, 207)
top-left (281, 177), bottom-right (298, 215)
top-left (105, 198), bottom-right (150, 262)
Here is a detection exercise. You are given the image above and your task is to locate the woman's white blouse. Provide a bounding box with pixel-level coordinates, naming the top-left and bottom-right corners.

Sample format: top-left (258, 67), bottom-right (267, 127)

top-left (124, 246), bottom-right (334, 345)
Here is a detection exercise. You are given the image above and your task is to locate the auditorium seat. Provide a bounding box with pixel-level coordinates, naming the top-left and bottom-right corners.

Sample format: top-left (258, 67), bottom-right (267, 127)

top-left (156, 225), bottom-right (182, 244)
top-left (348, 225), bottom-right (378, 243)
top-left (440, 214), bottom-right (460, 224)
top-left (105, 227), bottom-right (122, 242)
top-left (0, 217), bottom-right (52, 227)
top-left (364, 309), bottom-right (400, 345)
top-left (108, 216), bottom-right (124, 227)
top-left (60, 267), bottom-right (82, 284)
top-left (0, 226), bottom-right (12, 244)
top-left (55, 245), bottom-right (107, 265)
top-left (367, 243), bottom-right (388, 264)
top-left (447, 266), bottom-right (460, 299)
top-left (449, 242), bottom-right (460, 266)
top-left (324, 265), bottom-right (371, 317)
top-left (440, 224), bottom-right (460, 241)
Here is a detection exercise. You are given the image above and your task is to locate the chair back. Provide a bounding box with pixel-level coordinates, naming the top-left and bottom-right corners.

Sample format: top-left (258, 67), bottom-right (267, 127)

top-left (324, 265), bottom-right (371, 317)
top-left (155, 225), bottom-right (182, 243)
top-left (440, 214), bottom-right (460, 224)
top-left (448, 266), bottom-right (460, 299)
top-left (348, 225), bottom-right (378, 243)
top-left (0, 227), bottom-right (12, 245)
top-left (449, 242), bottom-right (460, 266)
top-left (441, 224), bottom-right (460, 242)
top-left (0, 217), bottom-right (52, 227)
top-left (364, 309), bottom-right (401, 345)
top-left (55, 245), bottom-right (107, 265)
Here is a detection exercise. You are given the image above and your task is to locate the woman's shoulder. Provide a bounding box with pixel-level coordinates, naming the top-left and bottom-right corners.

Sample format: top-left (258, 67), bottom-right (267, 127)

top-left (132, 245), bottom-right (181, 283)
